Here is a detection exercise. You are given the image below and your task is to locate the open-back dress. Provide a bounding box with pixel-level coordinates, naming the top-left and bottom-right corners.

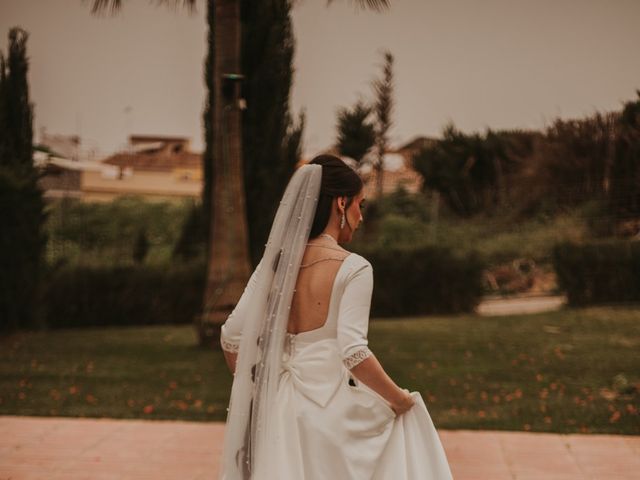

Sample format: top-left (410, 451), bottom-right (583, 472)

top-left (220, 252), bottom-right (453, 479)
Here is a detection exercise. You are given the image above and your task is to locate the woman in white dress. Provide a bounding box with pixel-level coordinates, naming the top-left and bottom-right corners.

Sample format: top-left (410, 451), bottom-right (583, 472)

top-left (219, 155), bottom-right (452, 480)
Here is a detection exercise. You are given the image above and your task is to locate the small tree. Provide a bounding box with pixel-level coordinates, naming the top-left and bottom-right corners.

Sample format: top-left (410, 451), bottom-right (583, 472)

top-left (336, 100), bottom-right (376, 166)
top-left (372, 50), bottom-right (394, 197)
top-left (610, 91), bottom-right (640, 217)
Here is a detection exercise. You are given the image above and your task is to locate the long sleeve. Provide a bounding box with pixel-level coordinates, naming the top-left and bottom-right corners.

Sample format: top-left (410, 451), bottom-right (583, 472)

top-left (219, 259), bottom-right (263, 353)
top-left (336, 258), bottom-right (375, 370)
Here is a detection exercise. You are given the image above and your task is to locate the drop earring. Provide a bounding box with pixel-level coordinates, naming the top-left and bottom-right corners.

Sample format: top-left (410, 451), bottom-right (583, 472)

top-left (340, 213), bottom-right (345, 229)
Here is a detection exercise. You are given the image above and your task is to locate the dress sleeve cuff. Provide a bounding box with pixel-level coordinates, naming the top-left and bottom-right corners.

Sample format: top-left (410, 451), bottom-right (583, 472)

top-left (220, 336), bottom-right (240, 353)
top-left (343, 347), bottom-right (373, 369)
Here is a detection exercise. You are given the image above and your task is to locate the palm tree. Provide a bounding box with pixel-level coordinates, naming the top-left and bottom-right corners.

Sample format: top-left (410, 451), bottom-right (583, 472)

top-left (200, 0), bottom-right (250, 347)
top-left (92, 0), bottom-right (390, 348)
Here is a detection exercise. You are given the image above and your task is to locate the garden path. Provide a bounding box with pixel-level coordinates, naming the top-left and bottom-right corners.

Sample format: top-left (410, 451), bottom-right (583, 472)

top-left (1, 415), bottom-right (638, 479)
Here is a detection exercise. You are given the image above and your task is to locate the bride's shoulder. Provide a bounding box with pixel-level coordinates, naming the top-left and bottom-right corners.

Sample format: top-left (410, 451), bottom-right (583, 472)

top-left (344, 251), bottom-right (373, 272)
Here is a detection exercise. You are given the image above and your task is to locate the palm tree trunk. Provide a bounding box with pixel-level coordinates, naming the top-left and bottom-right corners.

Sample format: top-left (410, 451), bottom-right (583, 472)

top-left (197, 0), bottom-right (251, 348)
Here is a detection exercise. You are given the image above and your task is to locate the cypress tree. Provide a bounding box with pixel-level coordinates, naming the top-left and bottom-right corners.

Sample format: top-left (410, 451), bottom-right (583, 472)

top-left (0, 28), bottom-right (33, 174)
top-left (241, 0), bottom-right (304, 266)
top-left (0, 27), bottom-right (47, 332)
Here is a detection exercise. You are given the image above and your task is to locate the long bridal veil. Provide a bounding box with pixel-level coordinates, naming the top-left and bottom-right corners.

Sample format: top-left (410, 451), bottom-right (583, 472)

top-left (220, 164), bottom-right (322, 480)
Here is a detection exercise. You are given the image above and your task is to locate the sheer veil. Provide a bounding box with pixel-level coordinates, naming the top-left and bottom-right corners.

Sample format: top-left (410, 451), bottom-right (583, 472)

top-left (220, 164), bottom-right (322, 479)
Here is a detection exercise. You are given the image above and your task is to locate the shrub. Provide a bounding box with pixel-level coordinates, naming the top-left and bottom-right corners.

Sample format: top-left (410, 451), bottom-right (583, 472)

top-left (41, 262), bottom-right (206, 328)
top-left (357, 244), bottom-right (485, 317)
top-left (355, 187), bottom-right (433, 249)
top-left (39, 244), bottom-right (484, 329)
top-left (45, 196), bottom-right (190, 266)
top-left (553, 240), bottom-right (640, 306)
top-left (132, 228), bottom-right (149, 264)
top-left (172, 201), bottom-right (207, 261)
top-left (579, 200), bottom-right (615, 238)
top-left (376, 186), bottom-right (431, 222)
top-left (372, 214), bottom-right (430, 249)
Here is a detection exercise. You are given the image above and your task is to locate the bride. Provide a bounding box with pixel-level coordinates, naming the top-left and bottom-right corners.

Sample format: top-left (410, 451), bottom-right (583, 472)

top-left (218, 155), bottom-right (453, 479)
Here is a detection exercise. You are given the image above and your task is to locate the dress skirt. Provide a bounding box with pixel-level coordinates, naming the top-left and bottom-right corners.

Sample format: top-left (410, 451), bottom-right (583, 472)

top-left (253, 334), bottom-right (453, 480)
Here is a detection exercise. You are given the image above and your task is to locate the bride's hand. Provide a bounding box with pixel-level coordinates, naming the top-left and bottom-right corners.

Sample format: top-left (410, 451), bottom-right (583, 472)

top-left (390, 388), bottom-right (415, 415)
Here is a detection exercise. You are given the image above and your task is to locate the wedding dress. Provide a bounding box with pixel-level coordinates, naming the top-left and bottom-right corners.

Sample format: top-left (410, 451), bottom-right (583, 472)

top-left (220, 251), bottom-right (453, 479)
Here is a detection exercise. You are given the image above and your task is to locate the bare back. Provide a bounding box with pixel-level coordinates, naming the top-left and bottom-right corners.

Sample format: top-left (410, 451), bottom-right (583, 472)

top-left (287, 244), bottom-right (351, 334)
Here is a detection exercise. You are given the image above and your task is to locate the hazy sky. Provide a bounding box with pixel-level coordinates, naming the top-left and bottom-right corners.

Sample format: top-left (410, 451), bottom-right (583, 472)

top-left (1, 0), bottom-right (639, 157)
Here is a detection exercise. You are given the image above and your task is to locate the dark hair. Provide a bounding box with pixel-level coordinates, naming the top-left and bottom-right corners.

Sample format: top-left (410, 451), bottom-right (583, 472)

top-left (307, 154), bottom-right (363, 238)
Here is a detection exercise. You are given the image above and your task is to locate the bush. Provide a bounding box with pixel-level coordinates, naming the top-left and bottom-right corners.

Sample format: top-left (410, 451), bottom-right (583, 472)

top-left (553, 240), bottom-right (640, 306)
top-left (45, 196), bottom-right (191, 266)
top-left (41, 262), bottom-right (206, 328)
top-left (370, 214), bottom-right (431, 249)
top-left (579, 200), bottom-right (615, 238)
top-left (172, 201), bottom-right (207, 261)
top-left (39, 244), bottom-right (484, 329)
top-left (360, 187), bottom-right (430, 231)
top-left (357, 244), bottom-right (485, 317)
top-left (132, 228), bottom-right (149, 264)
top-left (375, 186), bottom-right (431, 222)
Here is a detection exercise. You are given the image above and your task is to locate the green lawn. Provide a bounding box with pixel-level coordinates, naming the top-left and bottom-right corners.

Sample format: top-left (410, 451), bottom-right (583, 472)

top-left (1, 306), bottom-right (638, 434)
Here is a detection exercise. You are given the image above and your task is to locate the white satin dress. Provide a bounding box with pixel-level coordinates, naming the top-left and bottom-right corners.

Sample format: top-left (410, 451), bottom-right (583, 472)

top-left (220, 252), bottom-right (453, 480)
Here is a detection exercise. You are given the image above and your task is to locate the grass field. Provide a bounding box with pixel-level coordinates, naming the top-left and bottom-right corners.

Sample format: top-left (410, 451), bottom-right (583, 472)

top-left (1, 306), bottom-right (638, 434)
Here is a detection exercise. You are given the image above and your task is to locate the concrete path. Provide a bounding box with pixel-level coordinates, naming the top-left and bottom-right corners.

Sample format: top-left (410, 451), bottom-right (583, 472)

top-left (1, 415), bottom-right (639, 479)
top-left (476, 295), bottom-right (566, 317)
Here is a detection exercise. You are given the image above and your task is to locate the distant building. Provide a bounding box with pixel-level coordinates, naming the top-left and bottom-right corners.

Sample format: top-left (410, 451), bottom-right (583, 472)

top-left (362, 136), bottom-right (439, 197)
top-left (359, 153), bottom-right (423, 198)
top-left (36, 156), bottom-right (91, 200)
top-left (82, 135), bottom-right (202, 202)
top-left (35, 132), bottom-right (86, 200)
top-left (297, 138), bottom-right (433, 198)
top-left (39, 129), bottom-right (81, 161)
top-left (394, 136), bottom-right (438, 161)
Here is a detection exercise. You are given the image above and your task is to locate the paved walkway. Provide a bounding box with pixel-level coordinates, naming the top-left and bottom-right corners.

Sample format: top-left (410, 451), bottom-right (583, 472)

top-left (476, 295), bottom-right (566, 317)
top-left (1, 416), bottom-right (639, 479)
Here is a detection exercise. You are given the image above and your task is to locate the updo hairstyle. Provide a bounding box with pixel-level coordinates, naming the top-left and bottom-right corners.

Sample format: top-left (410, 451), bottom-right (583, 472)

top-left (307, 154), bottom-right (363, 238)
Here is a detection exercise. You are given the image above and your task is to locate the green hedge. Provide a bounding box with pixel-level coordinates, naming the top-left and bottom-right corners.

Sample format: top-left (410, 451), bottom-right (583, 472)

top-left (42, 262), bottom-right (206, 328)
top-left (553, 240), bottom-right (640, 306)
top-left (360, 245), bottom-right (485, 317)
top-left (39, 245), bottom-right (484, 329)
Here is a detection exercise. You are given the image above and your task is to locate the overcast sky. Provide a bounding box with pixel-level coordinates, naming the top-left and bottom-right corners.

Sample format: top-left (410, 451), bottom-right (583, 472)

top-left (1, 0), bottom-right (639, 157)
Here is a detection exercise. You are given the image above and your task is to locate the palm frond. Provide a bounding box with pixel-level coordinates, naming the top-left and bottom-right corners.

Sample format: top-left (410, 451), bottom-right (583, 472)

top-left (90, 0), bottom-right (122, 14)
top-left (90, 0), bottom-right (196, 15)
top-left (326, 0), bottom-right (390, 12)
